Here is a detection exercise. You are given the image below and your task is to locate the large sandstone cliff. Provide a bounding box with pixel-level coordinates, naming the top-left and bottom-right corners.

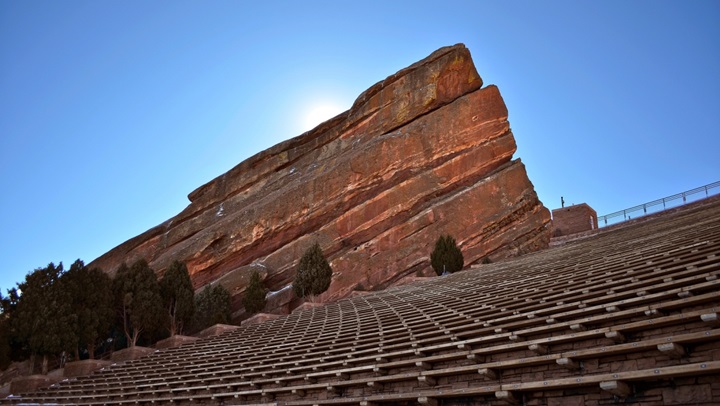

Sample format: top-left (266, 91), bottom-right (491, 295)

top-left (89, 44), bottom-right (551, 320)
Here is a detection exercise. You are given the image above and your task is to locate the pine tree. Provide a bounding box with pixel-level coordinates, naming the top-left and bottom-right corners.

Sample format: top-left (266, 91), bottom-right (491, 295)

top-left (430, 235), bottom-right (464, 276)
top-left (293, 242), bottom-right (333, 299)
top-left (13, 263), bottom-right (77, 374)
top-left (1, 288), bottom-right (23, 363)
top-left (242, 271), bottom-right (267, 314)
top-left (64, 260), bottom-right (114, 359)
top-left (112, 263), bottom-right (131, 347)
top-left (0, 292), bottom-right (11, 370)
top-left (160, 260), bottom-right (195, 336)
top-left (112, 260), bottom-right (164, 347)
top-left (191, 284), bottom-right (232, 333)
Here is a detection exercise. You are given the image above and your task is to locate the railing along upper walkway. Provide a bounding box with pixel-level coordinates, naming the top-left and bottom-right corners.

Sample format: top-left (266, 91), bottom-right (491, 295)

top-left (598, 180), bottom-right (720, 227)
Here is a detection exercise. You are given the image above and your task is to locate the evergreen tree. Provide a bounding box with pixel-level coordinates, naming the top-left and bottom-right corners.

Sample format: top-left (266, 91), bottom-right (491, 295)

top-left (430, 235), bottom-right (464, 276)
top-left (112, 262), bottom-right (130, 346)
top-left (293, 242), bottom-right (333, 299)
top-left (0, 291), bottom-right (10, 315)
top-left (13, 263), bottom-right (77, 374)
top-left (112, 260), bottom-right (164, 347)
top-left (0, 292), bottom-right (11, 370)
top-left (242, 271), bottom-right (267, 314)
top-left (159, 260), bottom-right (195, 336)
top-left (192, 284), bottom-right (231, 333)
top-left (64, 259), bottom-right (114, 359)
top-left (1, 288), bottom-right (24, 363)
top-left (0, 320), bottom-right (10, 370)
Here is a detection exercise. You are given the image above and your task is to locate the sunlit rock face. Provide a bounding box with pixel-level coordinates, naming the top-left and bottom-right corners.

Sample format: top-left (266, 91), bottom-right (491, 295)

top-left (89, 44), bottom-right (551, 320)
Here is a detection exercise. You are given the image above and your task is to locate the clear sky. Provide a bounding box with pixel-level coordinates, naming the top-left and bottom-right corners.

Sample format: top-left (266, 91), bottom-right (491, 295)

top-left (1, 1), bottom-right (719, 293)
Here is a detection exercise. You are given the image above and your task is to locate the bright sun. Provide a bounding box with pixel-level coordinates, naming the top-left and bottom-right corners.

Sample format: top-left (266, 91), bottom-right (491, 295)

top-left (303, 104), bottom-right (344, 131)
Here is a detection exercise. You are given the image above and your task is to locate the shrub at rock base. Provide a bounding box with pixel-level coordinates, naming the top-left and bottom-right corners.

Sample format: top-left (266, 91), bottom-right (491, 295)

top-left (293, 243), bottom-right (332, 300)
top-left (430, 235), bottom-right (464, 276)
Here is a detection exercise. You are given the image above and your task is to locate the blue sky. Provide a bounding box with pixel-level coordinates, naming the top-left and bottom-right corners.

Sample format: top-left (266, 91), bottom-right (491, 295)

top-left (1, 1), bottom-right (719, 293)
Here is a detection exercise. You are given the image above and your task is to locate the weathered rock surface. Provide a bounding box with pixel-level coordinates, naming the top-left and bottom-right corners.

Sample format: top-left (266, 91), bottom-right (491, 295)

top-left (63, 359), bottom-right (112, 378)
top-left (89, 44), bottom-right (551, 320)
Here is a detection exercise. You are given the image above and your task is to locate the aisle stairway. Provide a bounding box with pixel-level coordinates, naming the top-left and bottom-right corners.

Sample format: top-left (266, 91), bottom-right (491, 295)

top-left (5, 199), bottom-right (720, 405)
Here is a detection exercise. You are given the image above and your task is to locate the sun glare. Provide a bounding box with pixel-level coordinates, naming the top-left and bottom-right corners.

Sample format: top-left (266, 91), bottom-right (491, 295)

top-left (303, 104), bottom-right (344, 131)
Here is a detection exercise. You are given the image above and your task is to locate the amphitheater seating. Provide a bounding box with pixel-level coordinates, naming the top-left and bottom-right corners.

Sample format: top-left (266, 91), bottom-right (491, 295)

top-left (3, 198), bottom-right (719, 405)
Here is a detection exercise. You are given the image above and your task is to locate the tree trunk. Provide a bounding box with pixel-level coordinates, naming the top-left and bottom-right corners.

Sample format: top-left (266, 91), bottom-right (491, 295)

top-left (41, 355), bottom-right (48, 375)
top-left (122, 304), bottom-right (133, 347)
top-left (131, 328), bottom-right (141, 347)
top-left (86, 333), bottom-right (97, 359)
top-left (29, 352), bottom-right (36, 375)
top-left (74, 347), bottom-right (80, 361)
top-left (169, 303), bottom-right (177, 337)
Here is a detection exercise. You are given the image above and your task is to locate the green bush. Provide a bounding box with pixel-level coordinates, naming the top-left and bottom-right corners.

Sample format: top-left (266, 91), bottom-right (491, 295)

top-left (293, 242), bottom-right (332, 299)
top-left (192, 284), bottom-right (232, 332)
top-left (430, 235), bottom-right (464, 276)
top-left (242, 271), bottom-right (267, 314)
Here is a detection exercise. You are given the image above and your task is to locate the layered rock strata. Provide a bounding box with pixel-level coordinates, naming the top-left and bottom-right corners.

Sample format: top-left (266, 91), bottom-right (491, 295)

top-left (90, 44), bottom-right (551, 319)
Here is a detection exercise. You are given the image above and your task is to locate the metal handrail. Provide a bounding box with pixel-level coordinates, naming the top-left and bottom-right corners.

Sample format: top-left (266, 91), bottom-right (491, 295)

top-left (598, 181), bottom-right (720, 227)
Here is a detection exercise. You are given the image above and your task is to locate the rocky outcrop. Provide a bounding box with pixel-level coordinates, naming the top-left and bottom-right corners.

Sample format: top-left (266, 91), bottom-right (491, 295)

top-left (89, 44), bottom-right (551, 320)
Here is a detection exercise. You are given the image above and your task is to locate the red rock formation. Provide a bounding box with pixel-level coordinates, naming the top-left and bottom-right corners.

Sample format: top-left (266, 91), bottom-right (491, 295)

top-left (89, 44), bottom-right (551, 320)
